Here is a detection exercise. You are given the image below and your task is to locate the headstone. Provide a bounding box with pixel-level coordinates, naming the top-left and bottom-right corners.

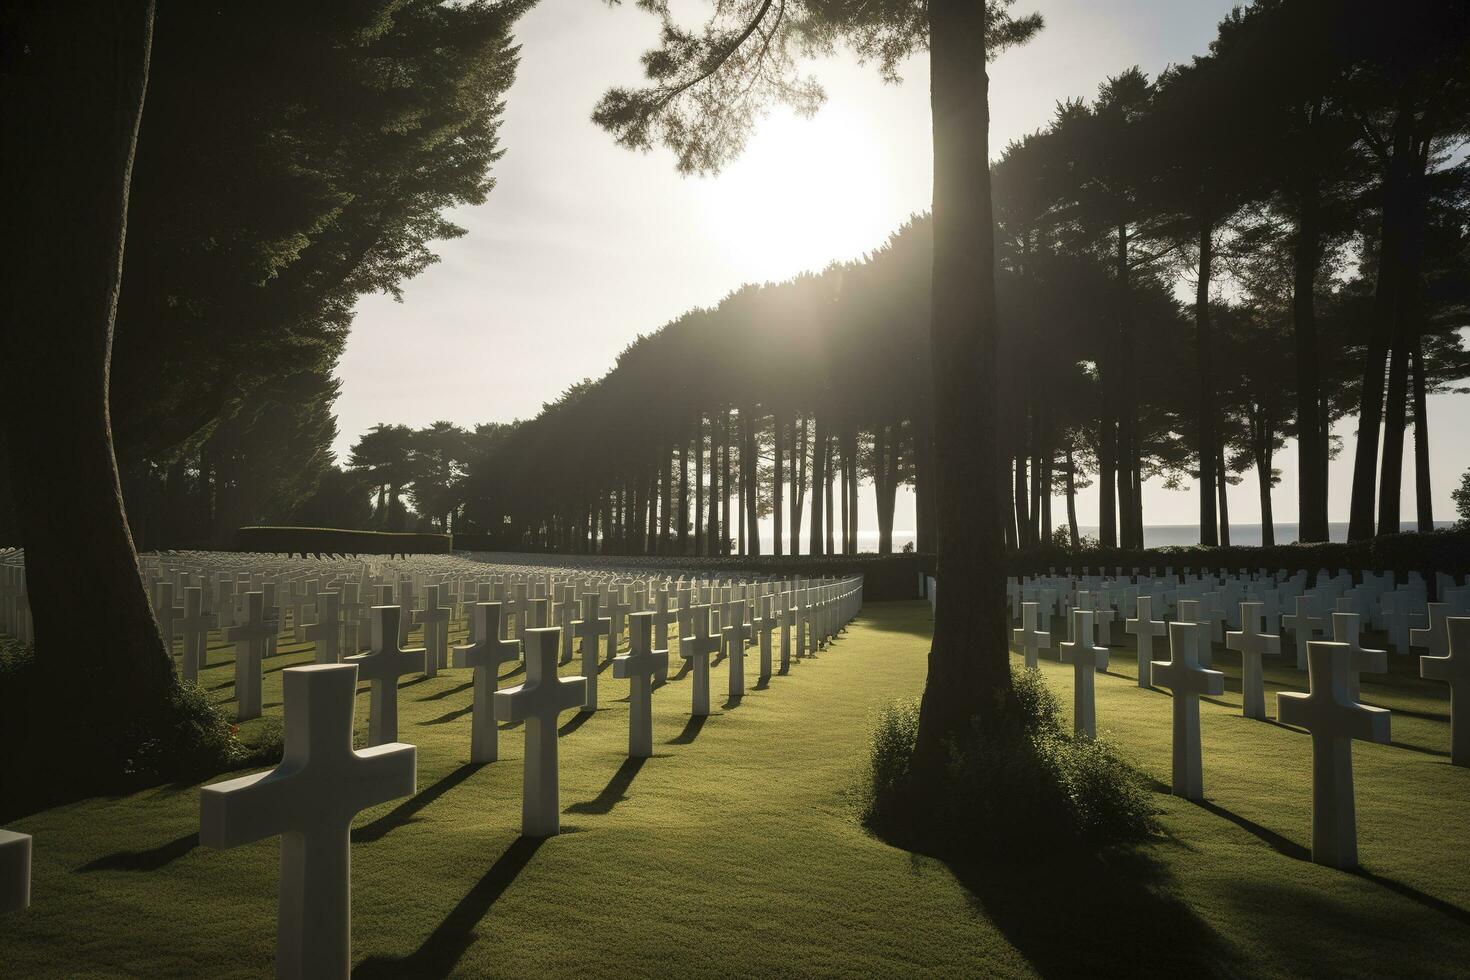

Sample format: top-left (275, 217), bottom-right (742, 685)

top-left (1012, 601), bottom-right (1050, 670)
top-left (0, 829), bottom-right (31, 914)
top-left (615, 612), bottom-right (668, 758)
top-left (178, 586), bottom-right (215, 683)
top-left (1282, 595), bottom-right (1326, 670)
top-left (417, 585), bottom-right (451, 676)
top-left (722, 598), bottom-right (747, 699)
top-left (1126, 596), bottom-right (1167, 687)
top-left (304, 591), bottom-right (342, 665)
top-left (754, 594), bottom-right (776, 682)
top-left (1152, 622), bottom-right (1225, 800)
top-left (493, 628), bottom-right (588, 837)
top-left (1226, 601), bottom-right (1280, 720)
top-left (344, 607), bottom-right (427, 746)
top-left (225, 591), bottom-right (275, 721)
top-left (1059, 609), bottom-right (1107, 738)
top-left (1277, 641), bottom-right (1391, 868)
top-left (682, 605), bottom-right (719, 717)
top-left (200, 664), bottom-right (415, 979)
top-left (1420, 617), bottom-right (1470, 766)
top-left (451, 603), bottom-right (521, 764)
top-left (574, 592), bottom-right (612, 712)
top-left (1331, 612), bottom-right (1387, 701)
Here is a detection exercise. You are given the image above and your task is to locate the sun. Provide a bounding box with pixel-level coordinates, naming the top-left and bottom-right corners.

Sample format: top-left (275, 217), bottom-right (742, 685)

top-left (693, 101), bottom-right (908, 282)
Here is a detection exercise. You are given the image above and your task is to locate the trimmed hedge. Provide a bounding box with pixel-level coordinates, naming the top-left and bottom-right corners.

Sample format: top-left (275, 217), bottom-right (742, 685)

top-left (235, 526), bottom-right (450, 557)
top-left (1008, 528), bottom-right (1470, 595)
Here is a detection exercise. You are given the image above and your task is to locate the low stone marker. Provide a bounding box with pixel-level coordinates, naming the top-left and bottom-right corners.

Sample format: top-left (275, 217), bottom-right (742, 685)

top-left (494, 628), bottom-right (588, 837)
top-left (1152, 622), bottom-right (1224, 800)
top-left (200, 663), bottom-right (415, 979)
top-left (683, 605), bottom-right (720, 717)
top-left (1060, 609), bottom-right (1108, 738)
top-left (1012, 601), bottom-right (1050, 670)
top-left (226, 591), bottom-right (275, 721)
top-left (1277, 641), bottom-right (1391, 869)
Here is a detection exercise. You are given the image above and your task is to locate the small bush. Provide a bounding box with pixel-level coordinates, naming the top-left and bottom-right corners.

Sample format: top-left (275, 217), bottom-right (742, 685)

top-left (861, 667), bottom-right (1156, 857)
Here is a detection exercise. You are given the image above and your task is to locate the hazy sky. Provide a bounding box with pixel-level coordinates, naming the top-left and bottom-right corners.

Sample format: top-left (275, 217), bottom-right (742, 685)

top-left (334, 0), bottom-right (1469, 537)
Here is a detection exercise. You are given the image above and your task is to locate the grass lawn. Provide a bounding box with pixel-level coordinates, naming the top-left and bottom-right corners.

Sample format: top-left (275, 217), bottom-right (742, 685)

top-left (1, 600), bottom-right (1467, 977)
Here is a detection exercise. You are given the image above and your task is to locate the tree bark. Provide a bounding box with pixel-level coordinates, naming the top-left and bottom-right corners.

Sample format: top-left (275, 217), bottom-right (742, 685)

top-left (694, 412), bottom-right (705, 556)
top-left (720, 407), bottom-right (731, 555)
top-left (1216, 445), bottom-right (1231, 547)
top-left (773, 410), bottom-right (784, 556)
top-left (1065, 445), bottom-right (1080, 550)
top-left (1252, 409), bottom-right (1276, 547)
top-left (678, 428), bottom-right (689, 554)
top-left (913, 0), bottom-right (1009, 770)
top-left (793, 416), bottom-right (807, 556)
top-left (1196, 215), bottom-right (1219, 545)
top-left (1411, 336), bottom-right (1433, 531)
top-left (809, 415), bottom-right (825, 556)
top-left (824, 432), bottom-right (836, 555)
top-left (0, 0), bottom-right (207, 782)
top-left (1291, 157), bottom-right (1328, 542)
top-left (743, 406), bottom-right (759, 556)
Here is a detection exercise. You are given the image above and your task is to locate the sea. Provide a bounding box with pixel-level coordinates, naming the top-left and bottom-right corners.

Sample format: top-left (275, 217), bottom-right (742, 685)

top-left (745, 522), bottom-right (1458, 554)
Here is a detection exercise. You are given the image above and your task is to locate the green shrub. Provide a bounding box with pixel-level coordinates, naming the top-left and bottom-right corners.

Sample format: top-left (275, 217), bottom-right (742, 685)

top-left (861, 667), bottom-right (1156, 857)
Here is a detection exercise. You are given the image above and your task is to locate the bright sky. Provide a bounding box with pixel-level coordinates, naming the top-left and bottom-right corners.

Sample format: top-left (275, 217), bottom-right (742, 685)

top-left (334, 0), bottom-right (1470, 540)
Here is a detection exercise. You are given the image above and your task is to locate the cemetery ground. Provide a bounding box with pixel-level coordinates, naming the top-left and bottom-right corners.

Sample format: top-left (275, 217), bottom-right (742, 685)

top-left (2, 601), bottom-right (1468, 977)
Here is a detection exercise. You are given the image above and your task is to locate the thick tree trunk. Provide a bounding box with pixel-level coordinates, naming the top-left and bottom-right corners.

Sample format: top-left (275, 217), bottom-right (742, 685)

top-left (0, 0), bottom-right (209, 785)
top-left (1253, 411), bottom-right (1276, 547)
top-left (824, 434), bottom-right (836, 555)
top-left (1003, 460), bottom-right (1017, 553)
top-left (1292, 167), bottom-right (1328, 542)
top-left (915, 411), bottom-right (938, 553)
top-left (913, 0), bottom-right (1008, 770)
top-left (839, 440), bottom-right (850, 554)
top-left (845, 428), bottom-right (859, 553)
top-left (743, 406), bottom-right (759, 556)
top-left (1196, 216), bottom-right (1219, 546)
top-left (720, 408), bottom-right (731, 555)
top-left (1114, 223), bottom-right (1139, 550)
top-left (1411, 337), bottom-right (1433, 531)
top-left (1377, 151), bottom-right (1426, 538)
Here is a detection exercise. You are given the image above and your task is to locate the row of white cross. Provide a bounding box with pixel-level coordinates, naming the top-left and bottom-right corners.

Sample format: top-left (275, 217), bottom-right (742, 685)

top-left (0, 548), bottom-right (865, 979)
top-left (991, 568), bottom-right (1470, 875)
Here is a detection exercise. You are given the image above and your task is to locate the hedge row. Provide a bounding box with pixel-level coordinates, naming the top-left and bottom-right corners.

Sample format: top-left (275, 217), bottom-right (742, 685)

top-left (234, 526), bottom-right (451, 557)
top-left (1007, 528), bottom-right (1470, 594)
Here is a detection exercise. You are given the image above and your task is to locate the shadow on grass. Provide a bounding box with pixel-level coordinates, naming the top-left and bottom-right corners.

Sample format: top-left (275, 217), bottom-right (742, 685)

top-left (417, 681), bottom-right (473, 702)
top-left (77, 832), bottom-right (199, 872)
top-left (559, 711), bottom-right (594, 738)
top-left (942, 844), bottom-right (1241, 977)
top-left (1190, 799), bottom-right (1309, 861)
top-left (355, 835), bottom-right (545, 978)
top-left (668, 714), bottom-right (709, 745)
top-left (565, 757), bottom-right (647, 815)
top-left (722, 694), bottom-right (744, 710)
top-left (421, 705), bottom-right (474, 726)
top-left (352, 764), bottom-right (485, 843)
top-left (1355, 868), bottom-right (1470, 927)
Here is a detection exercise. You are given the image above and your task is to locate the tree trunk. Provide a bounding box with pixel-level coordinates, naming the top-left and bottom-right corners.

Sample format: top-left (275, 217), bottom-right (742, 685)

top-left (1196, 215), bottom-right (1219, 545)
top-left (0, 0), bottom-right (212, 787)
top-left (793, 416), bottom-right (807, 556)
top-left (694, 412), bottom-right (705, 557)
top-left (660, 440), bottom-right (673, 552)
top-left (915, 411), bottom-right (938, 553)
top-left (846, 428), bottom-right (859, 553)
top-left (839, 439), bottom-right (850, 554)
top-left (743, 406), bottom-right (759, 556)
top-left (1216, 445), bottom-right (1231, 547)
top-left (1292, 162), bottom-right (1329, 542)
top-left (824, 433), bottom-right (836, 555)
top-left (809, 416), bottom-right (826, 556)
top-left (1114, 222), bottom-right (1139, 550)
top-left (913, 0), bottom-right (1009, 771)
top-left (678, 431), bottom-right (689, 554)
top-left (1377, 145), bottom-right (1427, 538)
top-left (1065, 445), bottom-right (1080, 550)
top-left (1411, 336), bottom-right (1433, 531)
top-left (1014, 448), bottom-right (1030, 549)
top-left (720, 408), bottom-right (731, 555)
top-left (1253, 410), bottom-right (1276, 547)
top-left (1098, 418), bottom-right (1117, 549)
top-left (773, 410), bottom-right (784, 556)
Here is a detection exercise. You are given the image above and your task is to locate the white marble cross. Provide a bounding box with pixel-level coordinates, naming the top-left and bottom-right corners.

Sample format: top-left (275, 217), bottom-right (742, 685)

top-left (555, 594), bottom-right (578, 666)
top-left (493, 627), bottom-right (588, 837)
top-left (178, 586), bottom-right (215, 684)
top-left (0, 829), bottom-right (31, 914)
top-left (304, 591), bottom-right (342, 665)
top-left (1421, 616), bottom-right (1470, 766)
top-left (1411, 603), bottom-right (1451, 659)
top-left (754, 594), bottom-right (776, 682)
top-left (574, 592), bottom-right (612, 712)
top-left (200, 663), bottom-right (415, 979)
top-left (653, 586), bottom-right (675, 652)
top-left (156, 581), bottom-right (182, 656)
top-left (615, 611), bottom-right (668, 758)
top-left (775, 591), bottom-right (793, 674)
top-left (1126, 596), bottom-right (1167, 688)
top-left (1277, 641), bottom-right (1391, 868)
top-left (1282, 595), bottom-right (1326, 670)
top-left (722, 599), bottom-right (747, 699)
top-left (1331, 612), bottom-right (1387, 701)
top-left (1012, 601), bottom-right (1051, 669)
top-left (683, 605), bottom-right (720, 717)
top-left (226, 592), bottom-right (276, 721)
top-left (452, 603), bottom-right (522, 764)
top-left (1226, 601), bottom-right (1280, 720)
top-left (417, 585), bottom-right (451, 676)
top-left (345, 607), bottom-right (427, 746)
top-left (1060, 609), bottom-right (1108, 738)
top-left (1152, 622), bottom-right (1224, 800)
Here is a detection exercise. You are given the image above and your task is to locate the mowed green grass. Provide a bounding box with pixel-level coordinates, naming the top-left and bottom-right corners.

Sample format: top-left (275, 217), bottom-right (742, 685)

top-left (1, 600), bottom-right (1467, 978)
